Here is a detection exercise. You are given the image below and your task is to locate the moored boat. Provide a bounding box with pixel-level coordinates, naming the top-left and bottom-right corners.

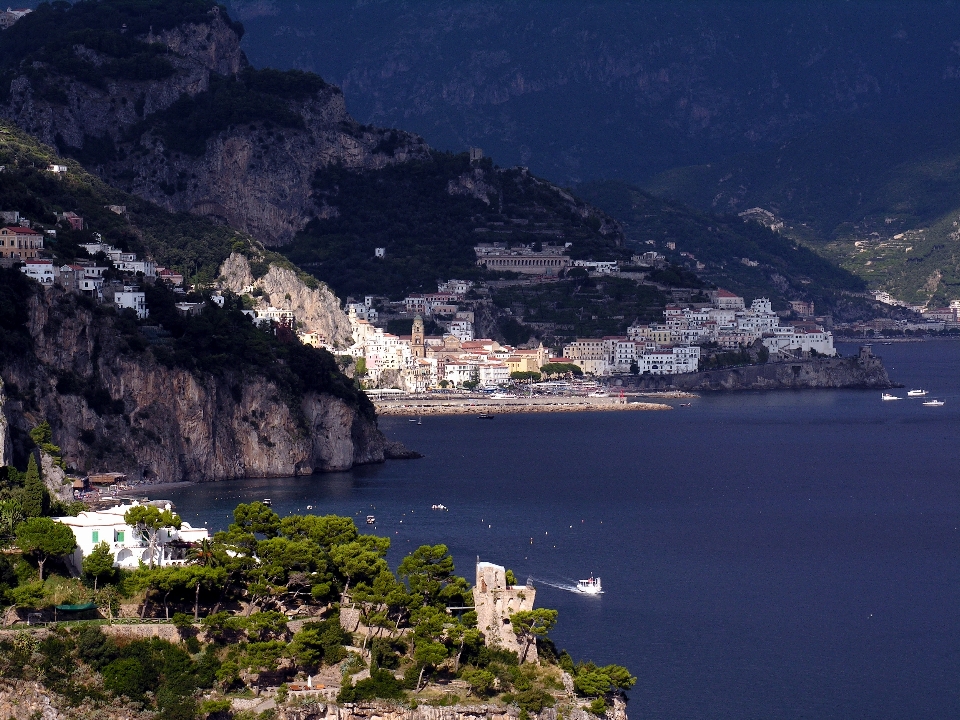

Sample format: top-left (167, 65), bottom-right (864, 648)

top-left (881, 393), bottom-right (900, 401)
top-left (922, 399), bottom-right (945, 407)
top-left (907, 389), bottom-right (928, 397)
top-left (366, 515), bottom-right (376, 524)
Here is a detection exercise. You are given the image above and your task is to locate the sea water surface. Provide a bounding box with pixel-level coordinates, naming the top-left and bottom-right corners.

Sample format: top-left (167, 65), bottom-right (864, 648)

top-left (165, 341), bottom-right (960, 720)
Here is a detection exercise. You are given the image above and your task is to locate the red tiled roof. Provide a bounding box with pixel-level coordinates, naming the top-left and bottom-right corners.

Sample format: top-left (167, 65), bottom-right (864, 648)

top-left (2, 226), bottom-right (40, 234)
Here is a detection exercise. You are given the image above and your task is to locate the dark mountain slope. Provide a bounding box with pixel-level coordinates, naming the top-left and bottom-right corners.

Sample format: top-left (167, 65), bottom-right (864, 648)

top-left (576, 180), bottom-right (867, 314)
top-left (0, 0), bottom-right (429, 246)
top-left (226, 0), bottom-right (960, 185)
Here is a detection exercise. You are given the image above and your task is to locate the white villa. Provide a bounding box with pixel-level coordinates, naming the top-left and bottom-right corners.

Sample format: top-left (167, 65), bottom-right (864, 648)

top-left (54, 502), bottom-right (209, 570)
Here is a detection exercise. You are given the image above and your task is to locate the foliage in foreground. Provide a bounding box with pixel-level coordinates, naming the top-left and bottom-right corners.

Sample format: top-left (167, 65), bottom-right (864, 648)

top-left (0, 500), bottom-right (635, 719)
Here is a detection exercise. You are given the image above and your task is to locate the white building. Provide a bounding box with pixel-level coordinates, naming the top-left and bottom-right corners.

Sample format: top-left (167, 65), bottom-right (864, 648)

top-left (54, 503), bottom-right (209, 569)
top-left (20, 259), bottom-right (55, 285)
top-left (115, 286), bottom-right (149, 319)
top-left (438, 279), bottom-right (471, 296)
top-left (763, 327), bottom-right (836, 357)
top-left (478, 361), bottom-right (510, 386)
top-left (447, 319), bottom-right (475, 342)
top-left (573, 260), bottom-right (619, 274)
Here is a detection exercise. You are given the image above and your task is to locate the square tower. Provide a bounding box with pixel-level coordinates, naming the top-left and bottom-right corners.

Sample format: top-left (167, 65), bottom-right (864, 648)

top-left (473, 561), bottom-right (538, 662)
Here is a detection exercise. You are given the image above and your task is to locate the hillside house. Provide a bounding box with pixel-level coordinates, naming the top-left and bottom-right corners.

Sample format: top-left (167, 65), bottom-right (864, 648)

top-left (0, 225), bottom-right (43, 259)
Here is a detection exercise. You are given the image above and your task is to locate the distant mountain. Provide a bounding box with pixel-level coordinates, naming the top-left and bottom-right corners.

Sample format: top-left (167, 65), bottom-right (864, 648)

top-left (0, 1), bottom-right (876, 311)
top-left (644, 111), bottom-right (960, 305)
top-left (226, 1), bottom-right (960, 185)
top-left (575, 180), bottom-right (870, 316)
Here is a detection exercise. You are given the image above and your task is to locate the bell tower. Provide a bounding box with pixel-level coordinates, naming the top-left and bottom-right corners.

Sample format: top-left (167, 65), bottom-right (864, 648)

top-left (411, 315), bottom-right (425, 358)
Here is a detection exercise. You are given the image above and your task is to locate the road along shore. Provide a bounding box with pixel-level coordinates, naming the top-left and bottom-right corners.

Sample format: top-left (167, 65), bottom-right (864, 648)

top-left (375, 396), bottom-right (673, 416)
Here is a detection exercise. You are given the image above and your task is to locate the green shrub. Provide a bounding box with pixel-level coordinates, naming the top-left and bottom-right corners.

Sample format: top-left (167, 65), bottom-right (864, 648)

top-left (338, 668), bottom-right (405, 702)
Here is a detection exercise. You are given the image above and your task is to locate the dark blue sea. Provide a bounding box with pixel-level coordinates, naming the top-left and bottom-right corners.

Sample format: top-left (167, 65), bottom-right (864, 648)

top-left (165, 341), bottom-right (960, 720)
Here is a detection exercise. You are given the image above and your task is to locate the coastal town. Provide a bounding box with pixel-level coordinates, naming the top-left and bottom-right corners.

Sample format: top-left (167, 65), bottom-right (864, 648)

top-left (0, 202), bottom-right (908, 401)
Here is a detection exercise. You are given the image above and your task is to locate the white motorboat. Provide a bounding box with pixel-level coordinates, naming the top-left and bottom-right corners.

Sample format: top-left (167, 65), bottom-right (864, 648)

top-left (366, 515), bottom-right (376, 524)
top-left (881, 393), bottom-right (900, 401)
top-left (576, 576), bottom-right (603, 595)
top-left (922, 399), bottom-right (945, 407)
top-left (907, 389), bottom-right (928, 397)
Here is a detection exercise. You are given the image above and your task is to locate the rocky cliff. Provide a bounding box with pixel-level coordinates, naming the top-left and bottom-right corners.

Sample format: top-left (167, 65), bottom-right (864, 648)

top-left (0, 3), bottom-right (429, 246)
top-left (282, 699), bottom-right (626, 720)
top-left (614, 352), bottom-right (895, 392)
top-left (218, 253), bottom-right (353, 346)
top-left (0, 682), bottom-right (626, 720)
top-left (0, 287), bottom-right (386, 482)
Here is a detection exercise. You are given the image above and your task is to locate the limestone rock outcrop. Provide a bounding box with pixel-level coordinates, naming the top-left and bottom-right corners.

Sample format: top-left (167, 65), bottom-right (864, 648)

top-left (218, 253), bottom-right (353, 346)
top-left (281, 700), bottom-right (626, 720)
top-left (0, 288), bottom-right (385, 482)
top-left (0, 7), bottom-right (429, 246)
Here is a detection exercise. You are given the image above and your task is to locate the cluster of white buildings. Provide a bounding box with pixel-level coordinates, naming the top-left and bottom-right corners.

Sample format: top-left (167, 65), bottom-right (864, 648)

top-left (400, 280), bottom-right (476, 341)
top-left (562, 289), bottom-right (835, 376)
top-left (12, 212), bottom-right (186, 318)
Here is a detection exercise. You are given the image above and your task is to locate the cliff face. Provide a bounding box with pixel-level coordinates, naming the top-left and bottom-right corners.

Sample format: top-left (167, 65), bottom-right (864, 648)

top-left (0, 288), bottom-right (385, 482)
top-left (0, 378), bottom-right (11, 468)
top-left (218, 253), bottom-right (353, 346)
top-left (281, 699), bottom-right (627, 720)
top-left (615, 354), bottom-right (894, 392)
top-left (0, 682), bottom-right (627, 720)
top-left (0, 7), bottom-right (429, 246)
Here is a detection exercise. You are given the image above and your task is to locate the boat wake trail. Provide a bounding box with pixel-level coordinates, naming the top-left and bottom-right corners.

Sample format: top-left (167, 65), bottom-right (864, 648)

top-left (529, 576), bottom-right (581, 593)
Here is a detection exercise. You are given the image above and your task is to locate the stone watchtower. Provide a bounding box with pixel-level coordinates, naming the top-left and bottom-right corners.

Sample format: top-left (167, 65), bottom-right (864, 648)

top-left (411, 315), bottom-right (425, 358)
top-left (473, 561), bottom-right (537, 662)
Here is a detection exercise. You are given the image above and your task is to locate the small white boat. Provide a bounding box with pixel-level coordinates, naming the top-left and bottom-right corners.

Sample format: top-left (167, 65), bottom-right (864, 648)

top-left (907, 389), bottom-right (928, 397)
top-left (588, 390), bottom-right (608, 397)
top-left (431, 504), bottom-right (448, 511)
top-left (366, 515), bottom-right (376, 524)
top-left (262, 498), bottom-right (272, 506)
top-left (881, 393), bottom-right (901, 401)
top-left (922, 399), bottom-right (945, 407)
top-left (576, 576), bottom-right (603, 595)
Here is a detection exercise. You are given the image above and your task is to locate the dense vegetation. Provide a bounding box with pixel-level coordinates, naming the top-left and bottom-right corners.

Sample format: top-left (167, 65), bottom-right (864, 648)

top-left (0, 1), bottom-right (239, 100)
top-left (577, 180), bottom-right (867, 312)
top-left (493, 277), bottom-right (668, 343)
top-left (0, 498), bottom-right (634, 719)
top-left (282, 151), bottom-right (626, 299)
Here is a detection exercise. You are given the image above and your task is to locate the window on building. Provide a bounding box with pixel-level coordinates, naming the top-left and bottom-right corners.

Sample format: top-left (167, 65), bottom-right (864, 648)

top-left (92, 530), bottom-right (99, 543)
top-left (115, 530), bottom-right (124, 542)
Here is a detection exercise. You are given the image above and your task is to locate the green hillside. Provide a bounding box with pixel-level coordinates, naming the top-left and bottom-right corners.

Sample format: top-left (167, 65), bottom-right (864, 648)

top-left (575, 180), bottom-right (866, 312)
top-left (0, 122), bottom-right (270, 283)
